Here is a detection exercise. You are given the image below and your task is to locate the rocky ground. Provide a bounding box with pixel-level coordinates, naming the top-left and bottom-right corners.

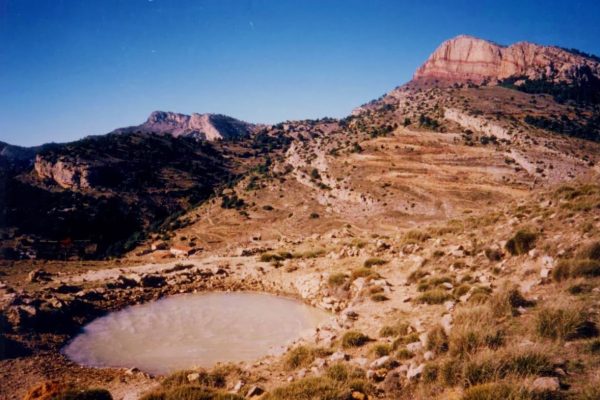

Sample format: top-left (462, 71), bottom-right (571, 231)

top-left (2, 180), bottom-right (600, 399)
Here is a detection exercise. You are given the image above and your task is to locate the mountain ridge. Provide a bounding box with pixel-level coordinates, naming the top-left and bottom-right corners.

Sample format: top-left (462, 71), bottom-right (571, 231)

top-left (413, 35), bottom-right (600, 86)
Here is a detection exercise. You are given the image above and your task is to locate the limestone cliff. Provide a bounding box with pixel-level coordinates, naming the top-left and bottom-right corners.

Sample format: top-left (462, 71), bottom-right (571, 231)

top-left (114, 111), bottom-right (257, 141)
top-left (413, 35), bottom-right (600, 84)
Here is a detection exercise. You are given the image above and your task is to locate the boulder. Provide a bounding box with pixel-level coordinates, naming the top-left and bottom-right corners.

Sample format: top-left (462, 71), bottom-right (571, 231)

top-left (28, 269), bottom-right (51, 283)
top-left (531, 377), bottom-right (560, 392)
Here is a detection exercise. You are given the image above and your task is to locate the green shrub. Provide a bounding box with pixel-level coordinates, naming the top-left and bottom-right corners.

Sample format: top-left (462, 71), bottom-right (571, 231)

top-left (342, 331), bottom-right (370, 348)
top-left (379, 322), bottom-right (410, 338)
top-left (262, 377), bottom-right (347, 400)
top-left (53, 389), bottom-right (113, 400)
top-left (417, 289), bottom-right (451, 304)
top-left (328, 273), bottom-right (347, 287)
top-left (396, 349), bottom-right (413, 359)
top-left (422, 363), bottom-right (439, 383)
top-left (461, 382), bottom-right (529, 400)
top-left (577, 241), bottom-right (600, 260)
top-left (588, 338), bottom-right (600, 354)
top-left (439, 358), bottom-right (462, 386)
top-left (350, 268), bottom-right (379, 281)
top-left (568, 283), bottom-right (592, 295)
top-left (454, 284), bottom-right (471, 297)
top-left (371, 343), bottom-right (392, 357)
top-left (370, 293), bottom-right (389, 302)
top-left (426, 325), bottom-right (449, 353)
top-left (161, 370), bottom-right (225, 390)
top-left (553, 259), bottom-right (600, 281)
top-left (325, 363), bottom-right (365, 383)
top-left (505, 230), bottom-right (537, 255)
top-left (536, 306), bottom-right (598, 340)
top-left (363, 258), bottom-right (388, 267)
top-left (489, 286), bottom-right (533, 317)
top-left (403, 230), bottom-right (431, 243)
top-left (285, 346), bottom-right (329, 370)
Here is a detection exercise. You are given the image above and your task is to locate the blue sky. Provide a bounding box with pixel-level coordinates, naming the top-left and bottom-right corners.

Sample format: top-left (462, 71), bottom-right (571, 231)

top-left (1, 0), bottom-right (600, 146)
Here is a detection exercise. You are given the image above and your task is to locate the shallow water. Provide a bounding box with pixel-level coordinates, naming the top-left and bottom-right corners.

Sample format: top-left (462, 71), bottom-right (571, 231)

top-left (62, 292), bottom-right (330, 374)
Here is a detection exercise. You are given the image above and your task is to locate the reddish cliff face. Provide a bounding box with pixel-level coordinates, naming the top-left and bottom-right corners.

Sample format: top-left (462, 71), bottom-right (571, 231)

top-left (413, 35), bottom-right (600, 84)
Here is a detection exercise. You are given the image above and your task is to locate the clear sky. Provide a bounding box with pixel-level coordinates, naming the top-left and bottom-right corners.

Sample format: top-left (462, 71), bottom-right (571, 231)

top-left (1, 0), bottom-right (600, 146)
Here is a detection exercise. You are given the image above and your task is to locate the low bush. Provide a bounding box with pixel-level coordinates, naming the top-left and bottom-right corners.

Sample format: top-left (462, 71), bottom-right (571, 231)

top-left (552, 258), bottom-right (600, 281)
top-left (462, 349), bottom-right (552, 387)
top-left (342, 331), bottom-right (370, 348)
top-left (536, 306), bottom-right (598, 340)
top-left (350, 268), bottom-right (380, 281)
top-left (371, 343), bottom-right (392, 357)
top-left (325, 363), bottom-right (365, 382)
top-left (53, 389), bottom-right (113, 400)
top-left (505, 230), bottom-right (537, 256)
top-left (370, 293), bottom-right (389, 302)
top-left (285, 346), bottom-right (330, 370)
top-left (426, 325), bottom-right (449, 353)
top-left (161, 370), bottom-right (226, 390)
top-left (417, 289), bottom-right (452, 304)
top-left (140, 386), bottom-right (243, 400)
top-left (327, 273), bottom-right (347, 287)
top-left (403, 230), bottom-right (431, 243)
top-left (363, 258), bottom-right (388, 267)
top-left (461, 382), bottom-right (530, 400)
top-left (379, 322), bottom-right (410, 338)
top-left (489, 286), bottom-right (533, 317)
top-left (577, 241), bottom-right (600, 260)
top-left (262, 377), bottom-right (354, 400)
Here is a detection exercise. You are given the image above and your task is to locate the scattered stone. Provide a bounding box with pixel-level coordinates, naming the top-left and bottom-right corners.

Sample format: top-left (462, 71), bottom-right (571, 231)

top-left (370, 356), bottom-right (390, 369)
top-left (441, 314), bottom-right (453, 335)
top-left (531, 377), bottom-right (560, 392)
top-left (329, 351), bottom-right (348, 362)
top-left (231, 380), bottom-right (244, 393)
top-left (406, 341), bottom-right (422, 352)
top-left (28, 269), bottom-right (51, 283)
top-left (407, 363), bottom-right (425, 380)
top-left (187, 372), bottom-right (200, 383)
top-left (424, 351), bottom-right (434, 361)
top-left (246, 385), bottom-right (264, 397)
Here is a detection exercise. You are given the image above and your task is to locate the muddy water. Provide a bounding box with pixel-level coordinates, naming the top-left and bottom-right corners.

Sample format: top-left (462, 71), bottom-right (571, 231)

top-left (63, 292), bottom-right (330, 374)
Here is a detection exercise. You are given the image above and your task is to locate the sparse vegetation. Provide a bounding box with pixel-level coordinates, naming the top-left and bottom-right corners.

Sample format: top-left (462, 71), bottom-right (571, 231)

top-left (342, 331), bottom-right (370, 348)
top-left (505, 230), bottom-right (537, 255)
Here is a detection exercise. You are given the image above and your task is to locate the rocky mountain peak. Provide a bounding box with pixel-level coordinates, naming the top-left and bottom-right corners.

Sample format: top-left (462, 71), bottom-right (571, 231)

top-left (413, 35), bottom-right (600, 85)
top-left (115, 111), bottom-right (256, 141)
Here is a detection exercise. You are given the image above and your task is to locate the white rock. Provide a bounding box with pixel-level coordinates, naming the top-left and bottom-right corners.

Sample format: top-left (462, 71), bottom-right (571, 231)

top-left (407, 363), bottom-right (425, 380)
top-left (329, 351), bottom-right (348, 362)
top-left (231, 380), bottom-right (244, 393)
top-left (441, 314), bottom-right (453, 334)
top-left (370, 356), bottom-right (390, 369)
top-left (352, 357), bottom-right (368, 367)
top-left (531, 377), bottom-right (560, 392)
top-left (424, 351), bottom-right (434, 361)
top-left (406, 341), bottom-right (423, 352)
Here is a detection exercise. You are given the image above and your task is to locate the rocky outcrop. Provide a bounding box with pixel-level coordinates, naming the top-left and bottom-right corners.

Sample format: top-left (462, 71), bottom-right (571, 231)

top-left (413, 35), bottom-right (600, 84)
top-left (34, 154), bottom-right (94, 190)
top-left (114, 111), bottom-right (256, 141)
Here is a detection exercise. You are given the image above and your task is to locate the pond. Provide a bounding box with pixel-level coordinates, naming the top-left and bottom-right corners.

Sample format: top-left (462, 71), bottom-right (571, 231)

top-left (62, 292), bottom-right (330, 374)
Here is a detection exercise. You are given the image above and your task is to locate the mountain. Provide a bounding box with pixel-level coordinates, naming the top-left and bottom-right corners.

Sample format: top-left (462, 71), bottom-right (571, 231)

top-left (113, 111), bottom-right (258, 141)
top-left (1, 35), bottom-right (599, 261)
top-left (414, 35), bottom-right (600, 89)
top-left (3, 35), bottom-right (600, 400)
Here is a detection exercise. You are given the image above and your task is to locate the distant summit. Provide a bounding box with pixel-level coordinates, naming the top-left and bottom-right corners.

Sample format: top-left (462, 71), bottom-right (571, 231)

top-left (413, 35), bottom-right (600, 87)
top-left (113, 111), bottom-right (258, 141)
